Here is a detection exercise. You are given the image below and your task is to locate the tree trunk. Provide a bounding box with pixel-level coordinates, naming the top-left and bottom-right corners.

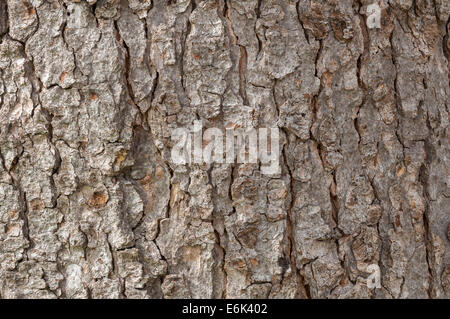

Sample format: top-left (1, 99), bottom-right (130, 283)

top-left (0, 0), bottom-right (449, 299)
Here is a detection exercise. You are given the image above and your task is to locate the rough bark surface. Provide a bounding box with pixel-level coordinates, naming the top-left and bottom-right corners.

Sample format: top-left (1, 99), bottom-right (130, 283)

top-left (0, 0), bottom-right (449, 299)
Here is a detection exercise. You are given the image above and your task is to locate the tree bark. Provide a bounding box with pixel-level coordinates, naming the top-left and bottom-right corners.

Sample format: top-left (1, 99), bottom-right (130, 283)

top-left (0, 0), bottom-right (449, 299)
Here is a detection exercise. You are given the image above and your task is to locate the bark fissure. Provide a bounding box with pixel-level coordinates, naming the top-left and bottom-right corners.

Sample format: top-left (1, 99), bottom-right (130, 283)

top-left (0, 0), bottom-right (448, 299)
